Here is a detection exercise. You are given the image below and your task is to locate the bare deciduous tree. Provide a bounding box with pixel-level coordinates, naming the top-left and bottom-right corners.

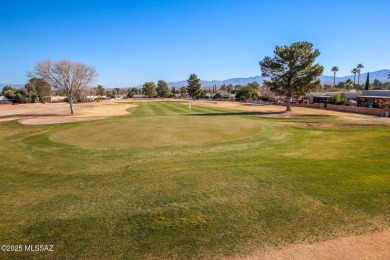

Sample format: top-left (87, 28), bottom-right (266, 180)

top-left (31, 60), bottom-right (97, 114)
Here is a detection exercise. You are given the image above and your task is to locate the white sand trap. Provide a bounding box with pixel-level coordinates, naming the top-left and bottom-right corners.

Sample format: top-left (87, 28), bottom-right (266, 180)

top-left (0, 101), bottom-right (137, 125)
top-left (236, 229), bottom-right (390, 260)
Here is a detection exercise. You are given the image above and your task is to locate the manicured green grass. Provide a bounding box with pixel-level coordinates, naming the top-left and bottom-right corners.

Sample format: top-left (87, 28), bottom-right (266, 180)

top-left (51, 115), bottom-right (261, 149)
top-left (0, 101), bottom-right (389, 259)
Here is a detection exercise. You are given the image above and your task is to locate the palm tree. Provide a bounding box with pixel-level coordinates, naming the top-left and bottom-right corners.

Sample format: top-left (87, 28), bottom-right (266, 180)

top-left (356, 64), bottom-right (364, 86)
top-left (351, 68), bottom-right (358, 86)
top-left (331, 66), bottom-right (339, 87)
top-left (345, 79), bottom-right (353, 90)
top-left (388, 72), bottom-right (390, 79)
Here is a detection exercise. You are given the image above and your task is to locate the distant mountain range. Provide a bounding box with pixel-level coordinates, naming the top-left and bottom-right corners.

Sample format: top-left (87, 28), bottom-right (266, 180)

top-left (167, 69), bottom-right (390, 88)
top-left (319, 69), bottom-right (390, 86)
top-left (0, 83), bottom-right (25, 89)
top-left (2, 69), bottom-right (389, 89)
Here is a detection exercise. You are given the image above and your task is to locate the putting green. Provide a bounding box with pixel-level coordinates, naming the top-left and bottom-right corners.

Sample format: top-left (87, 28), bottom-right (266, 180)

top-left (51, 116), bottom-right (261, 148)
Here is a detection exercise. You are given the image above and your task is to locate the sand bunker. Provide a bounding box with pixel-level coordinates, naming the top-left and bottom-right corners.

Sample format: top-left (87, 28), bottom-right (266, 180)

top-left (0, 101), bottom-right (137, 125)
top-left (238, 229), bottom-right (390, 260)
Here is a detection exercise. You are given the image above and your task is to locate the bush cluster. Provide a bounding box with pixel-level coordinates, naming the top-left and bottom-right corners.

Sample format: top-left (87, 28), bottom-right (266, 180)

top-left (329, 93), bottom-right (347, 105)
top-left (2, 86), bottom-right (38, 103)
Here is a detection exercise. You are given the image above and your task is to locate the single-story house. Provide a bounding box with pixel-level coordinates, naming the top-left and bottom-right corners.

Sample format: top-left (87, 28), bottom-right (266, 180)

top-left (228, 94), bottom-right (236, 101)
top-left (44, 96), bottom-right (67, 103)
top-left (0, 96), bottom-right (12, 104)
top-left (133, 94), bottom-right (147, 98)
top-left (114, 94), bottom-right (126, 100)
top-left (307, 90), bottom-right (361, 103)
top-left (211, 93), bottom-right (235, 101)
top-left (86, 95), bottom-right (108, 101)
top-left (356, 90), bottom-right (390, 108)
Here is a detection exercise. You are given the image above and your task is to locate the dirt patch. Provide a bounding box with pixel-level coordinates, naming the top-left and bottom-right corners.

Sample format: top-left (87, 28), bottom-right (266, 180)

top-left (282, 121), bottom-right (388, 127)
top-left (0, 101), bottom-right (137, 125)
top-left (236, 229), bottom-right (390, 260)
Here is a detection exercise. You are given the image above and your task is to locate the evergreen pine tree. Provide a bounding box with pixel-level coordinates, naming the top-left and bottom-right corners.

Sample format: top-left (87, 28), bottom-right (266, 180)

top-left (260, 41), bottom-right (323, 111)
top-left (365, 72), bottom-right (370, 90)
top-left (156, 80), bottom-right (170, 98)
top-left (187, 74), bottom-right (201, 99)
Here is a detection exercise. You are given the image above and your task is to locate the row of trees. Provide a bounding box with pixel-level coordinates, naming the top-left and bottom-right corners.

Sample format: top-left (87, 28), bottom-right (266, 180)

top-left (127, 74), bottom-right (202, 99)
top-left (14, 51), bottom-right (390, 114)
top-left (352, 64), bottom-right (365, 86)
top-left (141, 80), bottom-right (171, 98)
top-left (1, 77), bottom-right (51, 103)
top-left (125, 80), bottom-right (264, 101)
top-left (10, 74), bottom-right (386, 106)
top-left (331, 64), bottom-right (366, 89)
top-left (323, 78), bottom-right (390, 90)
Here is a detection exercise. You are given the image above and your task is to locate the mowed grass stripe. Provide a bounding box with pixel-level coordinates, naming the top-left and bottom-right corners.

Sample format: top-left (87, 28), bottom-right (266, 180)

top-left (150, 101), bottom-right (188, 116)
top-left (132, 101), bottom-right (230, 118)
top-left (133, 101), bottom-right (238, 118)
top-left (189, 104), bottom-right (235, 115)
top-left (131, 102), bottom-right (157, 117)
top-left (133, 101), bottom-right (185, 117)
top-left (158, 101), bottom-right (190, 114)
top-left (147, 102), bottom-right (171, 116)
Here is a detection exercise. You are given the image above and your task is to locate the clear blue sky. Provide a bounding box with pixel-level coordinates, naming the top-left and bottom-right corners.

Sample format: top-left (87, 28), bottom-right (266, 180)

top-left (1, 0), bottom-right (389, 87)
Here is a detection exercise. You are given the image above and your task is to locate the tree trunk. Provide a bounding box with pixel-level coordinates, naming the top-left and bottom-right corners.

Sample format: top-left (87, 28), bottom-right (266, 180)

top-left (69, 96), bottom-right (74, 115)
top-left (333, 73), bottom-right (336, 87)
top-left (38, 94), bottom-right (44, 104)
top-left (286, 96), bottom-right (292, 111)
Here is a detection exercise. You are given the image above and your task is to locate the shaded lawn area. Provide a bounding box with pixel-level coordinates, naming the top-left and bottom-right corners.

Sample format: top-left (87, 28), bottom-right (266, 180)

top-left (0, 101), bottom-right (389, 259)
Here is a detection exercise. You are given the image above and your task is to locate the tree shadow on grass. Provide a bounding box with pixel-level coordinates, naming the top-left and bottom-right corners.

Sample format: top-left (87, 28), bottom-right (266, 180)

top-left (0, 114), bottom-right (62, 119)
top-left (188, 111), bottom-right (287, 117)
